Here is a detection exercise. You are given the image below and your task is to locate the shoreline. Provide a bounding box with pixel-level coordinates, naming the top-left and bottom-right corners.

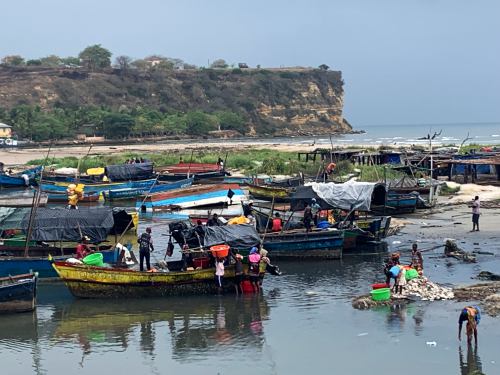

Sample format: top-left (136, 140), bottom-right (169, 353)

top-left (0, 137), bottom-right (491, 166)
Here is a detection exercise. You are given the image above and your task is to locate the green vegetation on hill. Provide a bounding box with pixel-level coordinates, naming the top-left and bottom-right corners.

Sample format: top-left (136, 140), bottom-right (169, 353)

top-left (0, 45), bottom-right (348, 141)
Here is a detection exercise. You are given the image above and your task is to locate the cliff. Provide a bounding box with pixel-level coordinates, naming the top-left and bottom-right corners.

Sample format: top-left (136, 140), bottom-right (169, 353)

top-left (0, 66), bottom-right (351, 136)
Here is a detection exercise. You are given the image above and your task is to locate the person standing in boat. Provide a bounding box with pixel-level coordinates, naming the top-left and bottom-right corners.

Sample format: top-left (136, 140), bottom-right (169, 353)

top-left (207, 213), bottom-right (220, 226)
top-left (75, 236), bottom-right (93, 259)
top-left (303, 203), bottom-right (313, 232)
top-left (138, 227), bottom-right (154, 271)
top-left (272, 212), bottom-right (283, 232)
top-left (311, 198), bottom-right (321, 226)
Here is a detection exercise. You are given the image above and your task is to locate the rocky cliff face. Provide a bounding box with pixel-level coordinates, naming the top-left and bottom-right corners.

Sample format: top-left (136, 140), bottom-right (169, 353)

top-left (0, 66), bottom-right (351, 135)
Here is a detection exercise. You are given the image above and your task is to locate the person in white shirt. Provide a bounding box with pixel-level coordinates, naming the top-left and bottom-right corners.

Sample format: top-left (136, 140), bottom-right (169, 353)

top-left (471, 196), bottom-right (480, 232)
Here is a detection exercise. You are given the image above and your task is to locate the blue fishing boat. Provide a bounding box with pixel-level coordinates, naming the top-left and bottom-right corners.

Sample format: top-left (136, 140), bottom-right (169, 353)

top-left (137, 184), bottom-right (246, 211)
top-left (104, 178), bottom-right (193, 201)
top-left (0, 249), bottom-right (118, 278)
top-left (0, 166), bottom-right (42, 188)
top-left (262, 229), bottom-right (344, 259)
top-left (385, 192), bottom-right (418, 214)
top-left (0, 273), bottom-right (37, 313)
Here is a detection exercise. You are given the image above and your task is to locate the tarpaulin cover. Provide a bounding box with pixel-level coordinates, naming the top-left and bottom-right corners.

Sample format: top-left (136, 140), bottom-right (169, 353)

top-left (19, 207), bottom-right (114, 242)
top-left (204, 224), bottom-right (260, 250)
top-left (290, 181), bottom-right (386, 211)
top-left (110, 209), bottom-right (135, 235)
top-left (105, 162), bottom-right (153, 181)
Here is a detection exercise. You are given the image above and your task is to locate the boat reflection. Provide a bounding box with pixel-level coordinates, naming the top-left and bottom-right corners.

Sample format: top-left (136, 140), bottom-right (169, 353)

top-left (50, 294), bottom-right (270, 361)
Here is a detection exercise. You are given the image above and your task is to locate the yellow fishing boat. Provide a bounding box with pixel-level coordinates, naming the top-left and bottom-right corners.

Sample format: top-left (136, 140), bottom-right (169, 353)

top-left (52, 261), bottom-right (266, 298)
top-left (247, 184), bottom-right (292, 202)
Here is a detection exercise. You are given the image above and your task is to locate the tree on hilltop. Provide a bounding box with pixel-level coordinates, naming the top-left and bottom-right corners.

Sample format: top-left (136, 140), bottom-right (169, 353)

top-left (1, 55), bottom-right (25, 66)
top-left (115, 55), bottom-right (132, 72)
top-left (210, 59), bottom-right (228, 69)
top-left (78, 44), bottom-right (112, 70)
top-left (318, 64), bottom-right (330, 71)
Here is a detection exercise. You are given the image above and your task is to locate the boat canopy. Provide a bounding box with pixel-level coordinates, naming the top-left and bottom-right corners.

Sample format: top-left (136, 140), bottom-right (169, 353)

top-left (0, 207), bottom-right (117, 242)
top-left (105, 162), bottom-right (153, 181)
top-left (204, 224), bottom-right (261, 250)
top-left (290, 181), bottom-right (386, 212)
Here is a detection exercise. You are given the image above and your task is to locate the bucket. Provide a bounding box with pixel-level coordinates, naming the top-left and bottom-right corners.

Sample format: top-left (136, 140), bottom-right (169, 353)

top-left (82, 253), bottom-right (104, 267)
top-left (372, 283), bottom-right (389, 290)
top-left (193, 257), bottom-right (210, 269)
top-left (241, 280), bottom-right (254, 293)
top-left (405, 268), bottom-right (419, 280)
top-left (210, 244), bottom-right (230, 258)
top-left (370, 287), bottom-right (391, 301)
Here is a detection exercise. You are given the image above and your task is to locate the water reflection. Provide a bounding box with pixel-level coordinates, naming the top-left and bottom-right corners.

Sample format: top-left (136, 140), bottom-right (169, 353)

top-left (459, 344), bottom-right (486, 375)
top-left (48, 295), bottom-right (269, 362)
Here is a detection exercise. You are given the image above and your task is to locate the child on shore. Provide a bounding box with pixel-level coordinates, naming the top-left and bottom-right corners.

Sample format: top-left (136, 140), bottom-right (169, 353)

top-left (395, 267), bottom-right (407, 294)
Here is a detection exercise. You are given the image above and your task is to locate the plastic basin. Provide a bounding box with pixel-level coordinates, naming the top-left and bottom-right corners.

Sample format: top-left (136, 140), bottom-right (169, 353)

top-left (406, 268), bottom-right (419, 280)
top-left (82, 253), bottom-right (104, 267)
top-left (372, 283), bottom-right (389, 290)
top-left (370, 287), bottom-right (391, 301)
top-left (210, 244), bottom-right (230, 258)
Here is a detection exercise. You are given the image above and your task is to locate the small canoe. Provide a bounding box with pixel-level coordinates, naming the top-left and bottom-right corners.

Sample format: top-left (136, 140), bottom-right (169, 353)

top-left (52, 261), bottom-right (264, 298)
top-left (157, 162), bottom-right (221, 174)
top-left (0, 273), bottom-right (37, 313)
top-left (41, 178), bottom-right (157, 194)
top-left (0, 166), bottom-right (42, 188)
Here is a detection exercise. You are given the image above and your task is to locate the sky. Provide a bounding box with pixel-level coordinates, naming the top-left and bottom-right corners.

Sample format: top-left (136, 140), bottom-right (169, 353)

top-left (1, 0), bottom-right (499, 128)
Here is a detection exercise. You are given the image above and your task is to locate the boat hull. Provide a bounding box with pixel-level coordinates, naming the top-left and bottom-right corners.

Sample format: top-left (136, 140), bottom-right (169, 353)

top-left (105, 178), bottom-right (193, 201)
top-left (0, 273), bottom-right (37, 313)
top-left (52, 262), bottom-right (263, 298)
top-left (262, 230), bottom-right (343, 259)
top-left (248, 184), bottom-right (291, 202)
top-left (138, 184), bottom-right (246, 211)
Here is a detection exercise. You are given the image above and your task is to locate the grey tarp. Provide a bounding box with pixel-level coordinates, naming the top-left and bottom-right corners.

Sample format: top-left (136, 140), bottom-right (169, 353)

top-left (290, 181), bottom-right (386, 211)
top-left (204, 224), bottom-right (261, 250)
top-left (105, 162), bottom-right (154, 181)
top-left (19, 207), bottom-right (114, 242)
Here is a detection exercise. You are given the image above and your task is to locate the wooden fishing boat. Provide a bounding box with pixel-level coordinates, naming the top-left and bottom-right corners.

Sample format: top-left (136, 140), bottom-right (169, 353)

top-left (52, 261), bottom-right (265, 298)
top-left (103, 178), bottom-right (193, 201)
top-left (0, 166), bottom-right (42, 188)
top-left (158, 162), bottom-right (221, 174)
top-left (371, 193), bottom-right (417, 214)
top-left (137, 183), bottom-right (246, 211)
top-left (262, 229), bottom-right (344, 259)
top-left (0, 273), bottom-right (37, 313)
top-left (248, 184), bottom-right (293, 202)
top-left (41, 178), bottom-right (157, 194)
top-left (0, 194), bottom-right (48, 207)
top-left (158, 170), bottom-right (227, 182)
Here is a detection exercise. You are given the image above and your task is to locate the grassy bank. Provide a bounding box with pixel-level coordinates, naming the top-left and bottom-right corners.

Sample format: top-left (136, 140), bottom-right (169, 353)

top-left (28, 148), bottom-right (406, 182)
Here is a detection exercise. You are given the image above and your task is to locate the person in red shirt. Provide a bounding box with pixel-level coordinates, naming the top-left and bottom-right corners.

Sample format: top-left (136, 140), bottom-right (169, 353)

top-left (272, 212), bottom-right (283, 232)
top-left (75, 236), bottom-right (92, 259)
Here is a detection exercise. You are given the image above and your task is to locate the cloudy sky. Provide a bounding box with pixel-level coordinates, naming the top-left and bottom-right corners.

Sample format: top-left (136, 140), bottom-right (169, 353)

top-left (1, 0), bottom-right (499, 127)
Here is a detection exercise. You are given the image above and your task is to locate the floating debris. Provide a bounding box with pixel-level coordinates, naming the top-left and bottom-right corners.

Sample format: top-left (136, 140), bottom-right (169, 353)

top-left (444, 240), bottom-right (477, 263)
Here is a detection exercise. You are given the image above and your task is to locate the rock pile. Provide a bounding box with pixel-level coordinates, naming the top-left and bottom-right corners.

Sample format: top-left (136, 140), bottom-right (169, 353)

top-left (398, 277), bottom-right (454, 301)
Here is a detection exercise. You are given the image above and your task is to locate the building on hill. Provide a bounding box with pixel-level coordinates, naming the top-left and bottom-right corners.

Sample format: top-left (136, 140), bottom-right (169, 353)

top-left (0, 123), bottom-right (12, 138)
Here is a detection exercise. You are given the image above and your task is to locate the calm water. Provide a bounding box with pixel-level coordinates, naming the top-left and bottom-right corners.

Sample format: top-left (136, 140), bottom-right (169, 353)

top-left (2, 254), bottom-right (499, 375)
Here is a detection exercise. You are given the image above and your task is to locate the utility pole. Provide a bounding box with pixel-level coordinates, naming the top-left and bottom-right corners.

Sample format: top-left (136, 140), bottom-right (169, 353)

top-left (427, 130), bottom-right (442, 205)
